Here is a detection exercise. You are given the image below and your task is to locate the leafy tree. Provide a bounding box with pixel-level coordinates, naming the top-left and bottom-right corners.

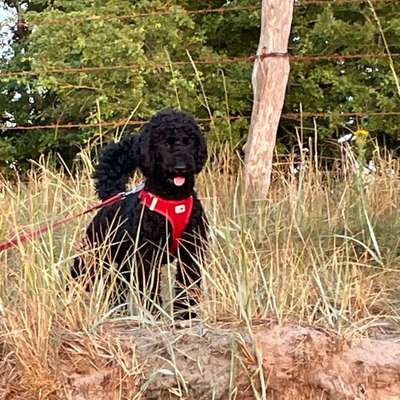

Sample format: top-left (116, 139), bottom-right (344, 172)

top-left (285, 3), bottom-right (400, 155)
top-left (1, 0), bottom-right (400, 171)
top-left (0, 0), bottom-right (76, 171)
top-left (198, 0), bottom-right (400, 156)
top-left (1, 0), bottom-right (215, 169)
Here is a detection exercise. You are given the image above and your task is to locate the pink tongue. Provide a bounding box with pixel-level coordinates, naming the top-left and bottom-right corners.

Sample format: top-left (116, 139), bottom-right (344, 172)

top-left (173, 176), bottom-right (185, 186)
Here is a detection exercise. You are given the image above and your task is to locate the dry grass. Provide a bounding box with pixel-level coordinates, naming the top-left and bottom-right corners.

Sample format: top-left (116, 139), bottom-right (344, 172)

top-left (0, 143), bottom-right (399, 398)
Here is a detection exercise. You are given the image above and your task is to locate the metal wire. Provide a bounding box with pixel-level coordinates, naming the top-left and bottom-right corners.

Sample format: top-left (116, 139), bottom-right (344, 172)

top-left (1, 0), bottom-right (399, 132)
top-left (1, 52), bottom-right (399, 78)
top-left (4, 112), bottom-right (400, 131)
top-left (21, 0), bottom-right (398, 27)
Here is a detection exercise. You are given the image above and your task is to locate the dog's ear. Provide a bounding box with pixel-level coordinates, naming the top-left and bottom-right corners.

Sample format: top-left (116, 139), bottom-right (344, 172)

top-left (194, 130), bottom-right (208, 174)
top-left (136, 126), bottom-right (155, 177)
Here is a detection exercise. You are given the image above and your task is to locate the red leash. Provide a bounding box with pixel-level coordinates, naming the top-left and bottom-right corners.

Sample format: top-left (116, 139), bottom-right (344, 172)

top-left (0, 192), bottom-right (125, 252)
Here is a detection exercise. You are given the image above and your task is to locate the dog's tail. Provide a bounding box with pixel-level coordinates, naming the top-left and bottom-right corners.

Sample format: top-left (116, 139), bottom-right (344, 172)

top-left (93, 135), bottom-right (139, 200)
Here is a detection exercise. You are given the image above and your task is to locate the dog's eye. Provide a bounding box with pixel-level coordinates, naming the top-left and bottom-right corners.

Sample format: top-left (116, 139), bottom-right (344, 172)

top-left (165, 138), bottom-right (174, 148)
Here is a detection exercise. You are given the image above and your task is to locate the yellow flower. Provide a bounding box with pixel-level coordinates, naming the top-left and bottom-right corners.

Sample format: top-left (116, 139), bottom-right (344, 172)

top-left (354, 129), bottom-right (369, 139)
top-left (354, 129), bottom-right (369, 147)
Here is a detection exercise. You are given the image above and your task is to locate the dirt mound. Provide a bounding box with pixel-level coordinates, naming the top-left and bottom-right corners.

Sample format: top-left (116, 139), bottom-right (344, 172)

top-left (1, 322), bottom-right (400, 399)
top-left (255, 324), bottom-right (400, 399)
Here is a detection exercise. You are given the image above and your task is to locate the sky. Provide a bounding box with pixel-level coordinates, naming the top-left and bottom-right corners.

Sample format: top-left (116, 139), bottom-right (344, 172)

top-left (1, 3), bottom-right (19, 127)
top-left (0, 3), bottom-right (15, 58)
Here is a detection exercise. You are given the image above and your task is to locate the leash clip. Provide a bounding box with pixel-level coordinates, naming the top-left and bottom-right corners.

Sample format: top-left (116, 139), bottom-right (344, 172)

top-left (123, 182), bottom-right (145, 198)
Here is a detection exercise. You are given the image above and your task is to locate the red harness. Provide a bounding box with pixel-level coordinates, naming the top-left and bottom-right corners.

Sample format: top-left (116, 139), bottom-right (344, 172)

top-left (139, 190), bottom-right (193, 254)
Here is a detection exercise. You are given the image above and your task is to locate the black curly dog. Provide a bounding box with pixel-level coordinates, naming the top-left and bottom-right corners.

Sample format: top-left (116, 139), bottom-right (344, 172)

top-left (72, 109), bottom-right (208, 318)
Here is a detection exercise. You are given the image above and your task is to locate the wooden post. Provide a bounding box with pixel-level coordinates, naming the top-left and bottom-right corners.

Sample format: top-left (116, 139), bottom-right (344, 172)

top-left (244, 0), bottom-right (294, 198)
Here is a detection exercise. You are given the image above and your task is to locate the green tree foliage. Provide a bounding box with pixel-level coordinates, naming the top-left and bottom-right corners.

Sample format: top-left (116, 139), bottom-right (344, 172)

top-left (0, 0), bottom-right (71, 170)
top-left (1, 0), bottom-right (400, 170)
top-left (286, 3), bottom-right (400, 153)
top-left (197, 0), bottom-right (400, 154)
top-left (1, 0), bottom-right (216, 169)
top-left (27, 0), bottom-right (209, 119)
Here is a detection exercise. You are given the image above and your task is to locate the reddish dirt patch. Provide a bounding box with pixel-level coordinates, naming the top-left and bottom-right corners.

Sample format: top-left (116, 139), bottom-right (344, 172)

top-left (1, 322), bottom-right (400, 399)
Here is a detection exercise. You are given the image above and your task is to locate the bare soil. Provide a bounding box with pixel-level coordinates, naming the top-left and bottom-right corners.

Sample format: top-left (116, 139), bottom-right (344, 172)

top-left (2, 321), bottom-right (400, 399)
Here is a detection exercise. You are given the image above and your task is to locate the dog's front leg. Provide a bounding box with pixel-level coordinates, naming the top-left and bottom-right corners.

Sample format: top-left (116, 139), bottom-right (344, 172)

top-left (174, 240), bottom-right (206, 320)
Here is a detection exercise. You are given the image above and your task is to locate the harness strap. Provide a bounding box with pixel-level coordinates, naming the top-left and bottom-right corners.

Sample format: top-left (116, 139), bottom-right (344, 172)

top-left (139, 190), bottom-right (193, 254)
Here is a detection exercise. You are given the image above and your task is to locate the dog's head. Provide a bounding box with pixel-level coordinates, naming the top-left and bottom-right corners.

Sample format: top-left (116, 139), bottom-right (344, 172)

top-left (136, 109), bottom-right (207, 187)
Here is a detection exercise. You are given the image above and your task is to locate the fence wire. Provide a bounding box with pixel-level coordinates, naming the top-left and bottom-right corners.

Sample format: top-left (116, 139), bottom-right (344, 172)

top-left (4, 112), bottom-right (400, 132)
top-left (1, 0), bottom-right (399, 132)
top-left (19, 0), bottom-right (398, 27)
top-left (1, 53), bottom-right (399, 78)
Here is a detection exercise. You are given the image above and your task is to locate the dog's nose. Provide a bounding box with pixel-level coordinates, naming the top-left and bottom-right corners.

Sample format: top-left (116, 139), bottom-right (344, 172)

top-left (174, 164), bottom-right (187, 173)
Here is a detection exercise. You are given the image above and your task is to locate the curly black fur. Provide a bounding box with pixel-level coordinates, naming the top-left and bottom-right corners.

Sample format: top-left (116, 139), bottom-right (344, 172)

top-left (72, 109), bottom-right (208, 318)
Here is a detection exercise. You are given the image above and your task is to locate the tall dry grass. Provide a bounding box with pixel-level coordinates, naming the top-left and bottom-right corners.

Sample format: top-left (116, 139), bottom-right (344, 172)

top-left (0, 142), bottom-right (399, 398)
